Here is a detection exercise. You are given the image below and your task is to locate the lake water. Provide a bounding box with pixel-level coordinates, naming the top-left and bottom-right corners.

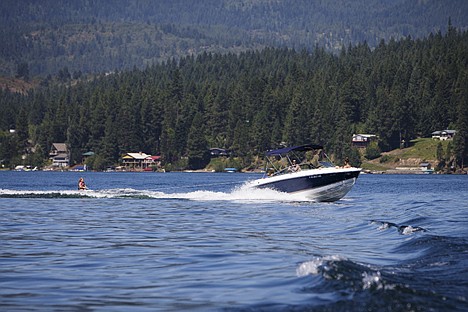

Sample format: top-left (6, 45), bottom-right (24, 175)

top-left (1, 171), bottom-right (467, 311)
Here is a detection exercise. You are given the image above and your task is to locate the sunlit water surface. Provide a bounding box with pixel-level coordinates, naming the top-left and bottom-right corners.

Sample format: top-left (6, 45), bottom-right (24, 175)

top-left (1, 171), bottom-right (467, 311)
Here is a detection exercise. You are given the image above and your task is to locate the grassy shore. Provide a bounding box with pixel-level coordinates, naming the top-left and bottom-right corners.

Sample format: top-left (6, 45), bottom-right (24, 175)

top-left (203, 138), bottom-right (454, 174)
top-left (361, 138), bottom-right (452, 173)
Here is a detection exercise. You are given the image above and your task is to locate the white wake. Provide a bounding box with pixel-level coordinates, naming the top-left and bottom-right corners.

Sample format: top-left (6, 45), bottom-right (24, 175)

top-left (0, 184), bottom-right (315, 203)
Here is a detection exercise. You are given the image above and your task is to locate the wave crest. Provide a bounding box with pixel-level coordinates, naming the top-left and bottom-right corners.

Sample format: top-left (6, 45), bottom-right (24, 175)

top-left (297, 255), bottom-right (397, 292)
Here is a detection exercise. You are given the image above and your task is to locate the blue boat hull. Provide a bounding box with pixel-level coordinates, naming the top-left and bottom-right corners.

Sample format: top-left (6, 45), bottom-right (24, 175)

top-left (250, 168), bottom-right (361, 202)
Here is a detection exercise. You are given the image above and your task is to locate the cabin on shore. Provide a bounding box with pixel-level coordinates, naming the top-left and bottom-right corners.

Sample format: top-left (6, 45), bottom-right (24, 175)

top-left (351, 134), bottom-right (378, 148)
top-left (419, 162), bottom-right (434, 174)
top-left (210, 148), bottom-right (229, 157)
top-left (49, 143), bottom-right (70, 168)
top-left (144, 155), bottom-right (161, 171)
top-left (121, 152), bottom-right (161, 171)
top-left (122, 152), bottom-right (150, 170)
top-left (431, 130), bottom-right (456, 140)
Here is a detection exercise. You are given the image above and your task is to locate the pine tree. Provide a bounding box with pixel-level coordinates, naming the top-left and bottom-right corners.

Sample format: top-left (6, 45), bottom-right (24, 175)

top-left (15, 106), bottom-right (29, 155)
top-left (187, 112), bottom-right (210, 170)
top-left (452, 73), bottom-right (468, 171)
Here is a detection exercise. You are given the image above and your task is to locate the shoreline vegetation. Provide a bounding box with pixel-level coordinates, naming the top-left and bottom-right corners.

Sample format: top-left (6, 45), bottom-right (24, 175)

top-left (4, 139), bottom-right (467, 175)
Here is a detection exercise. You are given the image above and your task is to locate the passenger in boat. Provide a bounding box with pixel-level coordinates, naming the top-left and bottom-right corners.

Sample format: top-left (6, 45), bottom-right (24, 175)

top-left (311, 151), bottom-right (321, 168)
top-left (267, 168), bottom-right (275, 177)
top-left (343, 157), bottom-right (351, 168)
top-left (78, 177), bottom-right (87, 190)
top-left (289, 159), bottom-right (301, 172)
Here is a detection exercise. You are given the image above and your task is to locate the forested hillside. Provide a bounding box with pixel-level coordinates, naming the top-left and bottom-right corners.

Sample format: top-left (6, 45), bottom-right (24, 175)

top-left (1, 0), bottom-right (467, 77)
top-left (1, 28), bottom-right (467, 170)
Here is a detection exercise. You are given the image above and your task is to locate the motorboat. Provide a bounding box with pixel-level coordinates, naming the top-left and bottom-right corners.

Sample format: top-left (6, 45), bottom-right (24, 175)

top-left (247, 144), bottom-right (361, 202)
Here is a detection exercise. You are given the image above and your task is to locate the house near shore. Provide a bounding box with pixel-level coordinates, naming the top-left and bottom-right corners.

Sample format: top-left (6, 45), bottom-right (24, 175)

top-left (82, 151), bottom-right (95, 162)
top-left (352, 134), bottom-right (378, 148)
top-left (431, 130), bottom-right (456, 140)
top-left (49, 143), bottom-right (70, 167)
top-left (210, 148), bottom-right (229, 157)
top-left (419, 162), bottom-right (434, 174)
top-left (145, 155), bottom-right (161, 170)
top-left (121, 152), bottom-right (161, 171)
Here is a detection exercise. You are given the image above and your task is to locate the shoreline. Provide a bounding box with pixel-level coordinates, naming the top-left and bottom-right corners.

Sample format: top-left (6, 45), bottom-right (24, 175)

top-left (2, 168), bottom-right (466, 175)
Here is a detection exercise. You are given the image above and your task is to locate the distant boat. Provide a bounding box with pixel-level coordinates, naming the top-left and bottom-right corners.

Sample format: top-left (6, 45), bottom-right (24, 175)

top-left (422, 168), bottom-right (434, 174)
top-left (14, 165), bottom-right (38, 171)
top-left (224, 167), bottom-right (237, 173)
top-left (246, 144), bottom-right (361, 202)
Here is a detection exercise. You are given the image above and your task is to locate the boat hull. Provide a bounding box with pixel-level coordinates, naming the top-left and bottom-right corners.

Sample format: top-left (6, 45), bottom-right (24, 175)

top-left (249, 168), bottom-right (360, 202)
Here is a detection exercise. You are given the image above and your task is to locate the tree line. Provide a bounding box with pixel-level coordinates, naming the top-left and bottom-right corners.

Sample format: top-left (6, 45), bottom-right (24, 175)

top-left (0, 27), bottom-right (467, 170)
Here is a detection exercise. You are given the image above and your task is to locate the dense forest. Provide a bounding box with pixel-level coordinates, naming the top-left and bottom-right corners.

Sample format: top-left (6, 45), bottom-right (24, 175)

top-left (1, 27), bottom-right (467, 170)
top-left (1, 0), bottom-right (467, 77)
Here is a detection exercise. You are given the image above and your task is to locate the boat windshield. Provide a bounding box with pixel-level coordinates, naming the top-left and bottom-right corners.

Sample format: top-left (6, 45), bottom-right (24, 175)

top-left (263, 145), bottom-right (332, 177)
